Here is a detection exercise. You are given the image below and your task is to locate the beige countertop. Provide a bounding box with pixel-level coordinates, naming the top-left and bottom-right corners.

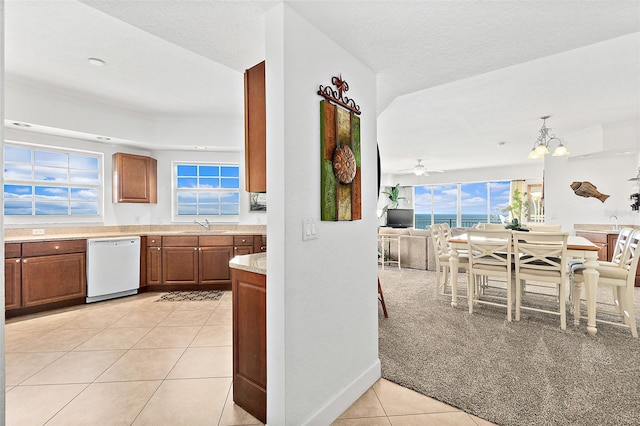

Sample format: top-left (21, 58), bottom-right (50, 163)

top-left (229, 252), bottom-right (266, 275)
top-left (4, 224), bottom-right (266, 243)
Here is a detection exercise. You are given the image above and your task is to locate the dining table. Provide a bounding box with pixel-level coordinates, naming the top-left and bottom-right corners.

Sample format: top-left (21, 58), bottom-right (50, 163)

top-left (447, 233), bottom-right (602, 336)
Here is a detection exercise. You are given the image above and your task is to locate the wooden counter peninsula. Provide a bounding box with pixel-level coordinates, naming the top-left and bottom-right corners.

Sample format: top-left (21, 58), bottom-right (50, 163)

top-left (229, 253), bottom-right (266, 423)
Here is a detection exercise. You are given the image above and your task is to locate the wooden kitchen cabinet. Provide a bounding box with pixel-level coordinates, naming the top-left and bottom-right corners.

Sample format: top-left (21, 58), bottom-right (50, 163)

top-left (113, 152), bottom-right (157, 203)
top-left (575, 232), bottom-right (609, 261)
top-left (20, 240), bottom-right (86, 309)
top-left (146, 236), bottom-right (162, 285)
top-left (5, 243), bottom-right (22, 310)
top-left (232, 267), bottom-right (266, 423)
top-left (253, 235), bottom-right (267, 253)
top-left (162, 236), bottom-right (199, 285)
top-left (234, 235), bottom-right (254, 257)
top-left (199, 235), bottom-right (234, 285)
top-left (244, 61), bottom-right (266, 193)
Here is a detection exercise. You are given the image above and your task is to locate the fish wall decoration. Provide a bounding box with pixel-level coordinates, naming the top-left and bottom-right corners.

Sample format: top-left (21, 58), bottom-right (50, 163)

top-left (570, 181), bottom-right (609, 203)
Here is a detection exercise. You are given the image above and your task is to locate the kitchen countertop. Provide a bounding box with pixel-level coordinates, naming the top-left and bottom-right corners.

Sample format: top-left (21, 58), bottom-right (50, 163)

top-left (4, 224), bottom-right (266, 243)
top-left (229, 252), bottom-right (266, 275)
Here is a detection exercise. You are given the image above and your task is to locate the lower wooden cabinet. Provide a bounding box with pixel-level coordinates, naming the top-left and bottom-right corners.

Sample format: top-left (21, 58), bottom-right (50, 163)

top-left (5, 240), bottom-right (87, 313)
top-left (162, 246), bottom-right (199, 285)
top-left (232, 267), bottom-right (266, 423)
top-left (5, 257), bottom-right (22, 310)
top-left (200, 246), bottom-right (234, 284)
top-left (22, 253), bottom-right (86, 308)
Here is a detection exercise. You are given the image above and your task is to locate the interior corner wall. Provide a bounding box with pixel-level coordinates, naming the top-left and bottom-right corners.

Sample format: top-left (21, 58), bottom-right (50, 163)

top-left (265, 4), bottom-right (379, 425)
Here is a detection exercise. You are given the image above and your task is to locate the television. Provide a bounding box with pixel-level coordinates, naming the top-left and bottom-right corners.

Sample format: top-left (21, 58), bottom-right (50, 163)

top-left (386, 208), bottom-right (414, 228)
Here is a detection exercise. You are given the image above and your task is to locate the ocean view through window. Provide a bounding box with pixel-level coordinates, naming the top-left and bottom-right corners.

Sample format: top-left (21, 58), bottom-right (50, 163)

top-left (414, 181), bottom-right (510, 229)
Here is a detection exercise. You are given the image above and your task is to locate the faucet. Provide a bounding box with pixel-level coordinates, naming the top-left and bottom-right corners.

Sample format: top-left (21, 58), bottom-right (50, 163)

top-left (194, 218), bottom-right (210, 231)
top-left (609, 215), bottom-right (619, 231)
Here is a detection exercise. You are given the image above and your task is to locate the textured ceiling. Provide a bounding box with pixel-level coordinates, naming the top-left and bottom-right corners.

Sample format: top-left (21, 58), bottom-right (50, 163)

top-left (4, 0), bottom-right (640, 173)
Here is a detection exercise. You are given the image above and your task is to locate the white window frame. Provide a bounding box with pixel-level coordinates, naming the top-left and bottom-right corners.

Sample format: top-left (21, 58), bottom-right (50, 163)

top-left (3, 140), bottom-right (105, 225)
top-left (171, 160), bottom-right (240, 223)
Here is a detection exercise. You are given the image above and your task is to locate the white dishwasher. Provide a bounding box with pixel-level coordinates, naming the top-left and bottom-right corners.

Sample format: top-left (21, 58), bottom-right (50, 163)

top-left (86, 236), bottom-right (141, 303)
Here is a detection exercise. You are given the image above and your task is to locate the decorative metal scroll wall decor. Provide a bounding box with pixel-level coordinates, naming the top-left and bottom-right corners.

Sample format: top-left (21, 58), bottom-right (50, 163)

top-left (319, 75), bottom-right (362, 221)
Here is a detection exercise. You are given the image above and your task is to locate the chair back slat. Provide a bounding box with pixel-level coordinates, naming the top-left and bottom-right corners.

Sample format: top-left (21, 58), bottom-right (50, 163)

top-left (610, 227), bottom-right (635, 266)
top-left (513, 231), bottom-right (568, 275)
top-left (466, 229), bottom-right (512, 273)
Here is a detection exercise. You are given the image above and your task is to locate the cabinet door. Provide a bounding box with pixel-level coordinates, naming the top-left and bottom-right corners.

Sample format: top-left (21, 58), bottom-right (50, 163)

top-left (575, 232), bottom-right (608, 261)
top-left (244, 61), bottom-right (266, 192)
top-left (162, 246), bottom-right (199, 285)
top-left (232, 268), bottom-right (266, 423)
top-left (113, 152), bottom-right (157, 203)
top-left (22, 253), bottom-right (86, 307)
top-left (199, 246), bottom-right (234, 284)
top-left (5, 258), bottom-right (22, 310)
top-left (147, 247), bottom-right (162, 285)
top-left (234, 246), bottom-right (254, 256)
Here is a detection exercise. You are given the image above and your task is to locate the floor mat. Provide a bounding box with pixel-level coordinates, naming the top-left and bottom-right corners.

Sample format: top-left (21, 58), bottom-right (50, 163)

top-left (156, 290), bottom-right (224, 302)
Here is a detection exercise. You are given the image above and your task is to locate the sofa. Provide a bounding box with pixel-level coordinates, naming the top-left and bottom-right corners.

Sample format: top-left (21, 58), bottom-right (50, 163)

top-left (378, 226), bottom-right (465, 271)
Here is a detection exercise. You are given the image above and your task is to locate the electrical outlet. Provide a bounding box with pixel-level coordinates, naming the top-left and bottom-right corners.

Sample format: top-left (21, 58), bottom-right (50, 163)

top-left (32, 229), bottom-right (45, 235)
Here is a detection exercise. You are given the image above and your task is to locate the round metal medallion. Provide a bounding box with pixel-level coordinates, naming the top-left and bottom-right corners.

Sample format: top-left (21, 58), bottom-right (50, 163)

top-left (332, 145), bottom-right (357, 184)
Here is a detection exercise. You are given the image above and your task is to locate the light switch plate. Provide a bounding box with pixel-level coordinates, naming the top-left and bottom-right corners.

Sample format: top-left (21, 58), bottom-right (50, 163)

top-left (302, 218), bottom-right (318, 241)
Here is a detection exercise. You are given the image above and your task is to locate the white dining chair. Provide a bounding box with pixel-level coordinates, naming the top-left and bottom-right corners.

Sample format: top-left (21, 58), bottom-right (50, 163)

top-left (430, 224), bottom-right (448, 296)
top-left (466, 229), bottom-right (514, 321)
top-left (512, 231), bottom-right (569, 329)
top-left (572, 228), bottom-right (640, 337)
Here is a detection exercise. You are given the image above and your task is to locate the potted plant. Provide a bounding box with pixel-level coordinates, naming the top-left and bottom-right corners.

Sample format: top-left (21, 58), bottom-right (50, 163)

top-left (381, 183), bottom-right (407, 214)
top-left (503, 188), bottom-right (528, 230)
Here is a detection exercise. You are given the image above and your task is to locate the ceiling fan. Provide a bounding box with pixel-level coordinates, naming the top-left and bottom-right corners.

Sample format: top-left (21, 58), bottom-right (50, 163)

top-left (398, 159), bottom-right (444, 177)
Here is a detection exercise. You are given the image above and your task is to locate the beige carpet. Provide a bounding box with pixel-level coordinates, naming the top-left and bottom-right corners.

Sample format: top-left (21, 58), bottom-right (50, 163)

top-left (378, 267), bottom-right (640, 426)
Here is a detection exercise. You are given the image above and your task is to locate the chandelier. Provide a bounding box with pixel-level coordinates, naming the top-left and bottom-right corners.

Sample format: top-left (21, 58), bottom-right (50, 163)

top-left (527, 115), bottom-right (569, 159)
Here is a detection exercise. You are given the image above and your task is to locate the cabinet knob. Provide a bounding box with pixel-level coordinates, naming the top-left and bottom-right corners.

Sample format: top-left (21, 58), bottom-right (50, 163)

top-left (156, 247), bottom-right (161, 251)
top-left (23, 259), bottom-right (27, 263)
top-left (241, 239), bottom-right (247, 243)
top-left (16, 259), bottom-right (20, 263)
top-left (151, 239), bottom-right (156, 243)
top-left (54, 245), bottom-right (60, 250)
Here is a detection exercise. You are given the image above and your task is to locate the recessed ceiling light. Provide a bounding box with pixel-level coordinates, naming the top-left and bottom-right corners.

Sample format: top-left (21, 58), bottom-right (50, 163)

top-left (88, 57), bottom-right (106, 67)
top-left (96, 136), bottom-right (111, 141)
top-left (12, 122), bottom-right (31, 127)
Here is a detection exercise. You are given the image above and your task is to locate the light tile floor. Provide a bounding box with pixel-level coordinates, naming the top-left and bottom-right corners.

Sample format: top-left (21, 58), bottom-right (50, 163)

top-left (5, 291), bottom-right (495, 425)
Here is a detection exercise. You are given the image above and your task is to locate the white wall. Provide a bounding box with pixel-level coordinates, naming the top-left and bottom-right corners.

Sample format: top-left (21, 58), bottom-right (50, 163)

top-left (545, 119), bottom-right (640, 231)
top-left (266, 4), bottom-right (379, 425)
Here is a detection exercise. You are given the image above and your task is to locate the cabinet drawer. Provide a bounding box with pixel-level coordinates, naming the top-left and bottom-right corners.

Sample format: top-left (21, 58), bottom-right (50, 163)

top-left (5, 243), bottom-right (21, 258)
top-left (199, 235), bottom-right (234, 246)
top-left (22, 240), bottom-right (86, 257)
top-left (234, 236), bottom-right (254, 246)
top-left (147, 236), bottom-right (162, 247)
top-left (162, 236), bottom-right (199, 247)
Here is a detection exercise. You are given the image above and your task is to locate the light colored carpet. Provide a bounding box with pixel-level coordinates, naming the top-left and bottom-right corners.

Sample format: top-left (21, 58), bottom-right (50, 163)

top-left (378, 267), bottom-right (640, 426)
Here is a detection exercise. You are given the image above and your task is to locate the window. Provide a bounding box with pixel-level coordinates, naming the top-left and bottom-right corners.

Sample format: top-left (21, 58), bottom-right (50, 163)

top-left (174, 162), bottom-right (240, 217)
top-left (414, 180), bottom-right (510, 228)
top-left (3, 143), bottom-right (102, 217)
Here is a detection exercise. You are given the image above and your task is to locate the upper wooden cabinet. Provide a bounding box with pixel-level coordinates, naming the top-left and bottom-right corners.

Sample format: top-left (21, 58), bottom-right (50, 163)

top-left (244, 61), bottom-right (266, 193)
top-left (113, 152), bottom-right (157, 203)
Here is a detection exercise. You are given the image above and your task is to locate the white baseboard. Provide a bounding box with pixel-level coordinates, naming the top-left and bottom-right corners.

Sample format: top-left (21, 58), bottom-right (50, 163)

top-left (299, 358), bottom-right (381, 426)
